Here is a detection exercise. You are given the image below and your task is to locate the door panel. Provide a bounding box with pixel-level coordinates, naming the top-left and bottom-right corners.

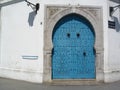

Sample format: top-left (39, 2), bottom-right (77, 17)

top-left (52, 14), bottom-right (95, 79)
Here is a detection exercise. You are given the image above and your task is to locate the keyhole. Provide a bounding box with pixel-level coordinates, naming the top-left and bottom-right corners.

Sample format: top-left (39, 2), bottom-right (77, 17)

top-left (83, 52), bottom-right (86, 56)
top-left (67, 33), bottom-right (70, 38)
top-left (77, 33), bottom-right (80, 38)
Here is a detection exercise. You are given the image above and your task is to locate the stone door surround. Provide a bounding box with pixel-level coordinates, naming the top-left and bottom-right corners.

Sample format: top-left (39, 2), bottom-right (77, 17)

top-left (43, 5), bottom-right (104, 85)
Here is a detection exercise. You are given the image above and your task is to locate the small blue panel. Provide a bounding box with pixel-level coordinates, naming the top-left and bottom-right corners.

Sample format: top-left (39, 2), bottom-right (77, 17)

top-left (52, 14), bottom-right (95, 79)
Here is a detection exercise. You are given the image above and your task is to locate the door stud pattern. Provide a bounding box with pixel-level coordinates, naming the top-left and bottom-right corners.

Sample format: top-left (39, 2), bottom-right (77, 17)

top-left (52, 14), bottom-right (95, 79)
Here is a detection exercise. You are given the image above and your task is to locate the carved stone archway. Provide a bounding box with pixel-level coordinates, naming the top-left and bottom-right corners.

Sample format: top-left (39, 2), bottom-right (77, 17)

top-left (43, 5), bottom-right (104, 85)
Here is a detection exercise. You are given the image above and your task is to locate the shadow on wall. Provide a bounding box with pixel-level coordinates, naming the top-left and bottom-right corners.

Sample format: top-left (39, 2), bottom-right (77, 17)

top-left (28, 11), bottom-right (36, 26)
top-left (113, 16), bottom-right (120, 32)
top-left (0, 0), bottom-right (37, 27)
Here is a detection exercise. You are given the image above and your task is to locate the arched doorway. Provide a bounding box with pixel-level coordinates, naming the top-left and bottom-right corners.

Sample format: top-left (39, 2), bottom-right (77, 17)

top-left (52, 14), bottom-right (95, 79)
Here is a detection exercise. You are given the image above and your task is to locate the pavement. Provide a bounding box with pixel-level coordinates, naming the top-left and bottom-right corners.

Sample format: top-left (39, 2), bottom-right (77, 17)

top-left (0, 78), bottom-right (120, 90)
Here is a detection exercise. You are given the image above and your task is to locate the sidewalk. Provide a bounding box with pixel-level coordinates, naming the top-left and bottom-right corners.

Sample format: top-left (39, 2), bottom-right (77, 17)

top-left (0, 77), bottom-right (120, 90)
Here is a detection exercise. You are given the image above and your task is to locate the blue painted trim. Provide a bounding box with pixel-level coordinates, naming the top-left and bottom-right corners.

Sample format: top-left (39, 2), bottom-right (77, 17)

top-left (22, 56), bottom-right (38, 60)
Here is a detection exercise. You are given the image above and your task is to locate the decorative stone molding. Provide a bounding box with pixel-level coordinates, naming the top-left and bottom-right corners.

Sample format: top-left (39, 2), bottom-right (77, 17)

top-left (43, 5), bottom-right (104, 85)
top-left (47, 7), bottom-right (61, 19)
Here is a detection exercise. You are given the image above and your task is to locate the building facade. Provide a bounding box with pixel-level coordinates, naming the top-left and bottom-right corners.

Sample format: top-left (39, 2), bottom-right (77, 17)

top-left (0, 0), bottom-right (120, 85)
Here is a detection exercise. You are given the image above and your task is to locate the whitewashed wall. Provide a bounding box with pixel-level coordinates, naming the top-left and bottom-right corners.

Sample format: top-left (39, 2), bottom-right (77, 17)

top-left (106, 0), bottom-right (120, 82)
top-left (0, 1), bottom-right (44, 83)
top-left (0, 0), bottom-right (108, 83)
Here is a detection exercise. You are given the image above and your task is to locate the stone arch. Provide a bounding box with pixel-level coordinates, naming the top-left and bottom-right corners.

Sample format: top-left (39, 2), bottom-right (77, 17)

top-left (44, 6), bottom-right (103, 85)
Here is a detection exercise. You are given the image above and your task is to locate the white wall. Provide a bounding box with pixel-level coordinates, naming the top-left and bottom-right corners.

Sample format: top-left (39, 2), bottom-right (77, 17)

top-left (105, 0), bottom-right (120, 82)
top-left (0, 0), bottom-right (108, 83)
top-left (0, 1), bottom-right (44, 83)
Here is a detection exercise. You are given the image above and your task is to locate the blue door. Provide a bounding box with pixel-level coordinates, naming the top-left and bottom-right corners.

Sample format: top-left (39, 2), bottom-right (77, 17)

top-left (52, 14), bottom-right (95, 79)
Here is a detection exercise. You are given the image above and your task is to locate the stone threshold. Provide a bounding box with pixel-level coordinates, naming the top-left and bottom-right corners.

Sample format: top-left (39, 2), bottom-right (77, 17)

top-left (44, 79), bottom-right (104, 85)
